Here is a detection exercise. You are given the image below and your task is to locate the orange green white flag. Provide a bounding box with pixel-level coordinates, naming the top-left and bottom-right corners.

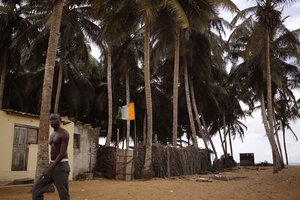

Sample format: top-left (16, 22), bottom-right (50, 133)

top-left (117, 102), bottom-right (135, 120)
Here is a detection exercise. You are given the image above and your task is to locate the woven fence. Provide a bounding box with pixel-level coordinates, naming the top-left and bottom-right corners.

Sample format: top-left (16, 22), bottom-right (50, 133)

top-left (95, 144), bottom-right (211, 179)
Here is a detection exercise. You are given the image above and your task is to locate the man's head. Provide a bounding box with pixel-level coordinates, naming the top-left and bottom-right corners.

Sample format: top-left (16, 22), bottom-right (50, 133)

top-left (50, 113), bottom-right (61, 128)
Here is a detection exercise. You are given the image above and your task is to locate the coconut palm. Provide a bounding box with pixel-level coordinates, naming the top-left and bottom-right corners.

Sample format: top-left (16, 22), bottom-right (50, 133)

top-left (113, 30), bottom-right (144, 146)
top-left (133, 0), bottom-right (163, 178)
top-left (53, 1), bottom-right (100, 113)
top-left (92, 0), bottom-right (140, 146)
top-left (35, 0), bottom-right (64, 180)
top-left (228, 0), bottom-right (300, 172)
top-left (151, 0), bottom-right (235, 148)
top-left (274, 94), bottom-right (299, 165)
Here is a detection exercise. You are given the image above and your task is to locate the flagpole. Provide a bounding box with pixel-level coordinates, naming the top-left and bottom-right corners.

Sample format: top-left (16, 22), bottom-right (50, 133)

top-left (134, 119), bottom-right (137, 147)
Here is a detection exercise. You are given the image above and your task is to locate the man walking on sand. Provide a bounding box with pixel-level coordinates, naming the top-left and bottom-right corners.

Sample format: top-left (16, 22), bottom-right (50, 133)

top-left (32, 113), bottom-right (70, 200)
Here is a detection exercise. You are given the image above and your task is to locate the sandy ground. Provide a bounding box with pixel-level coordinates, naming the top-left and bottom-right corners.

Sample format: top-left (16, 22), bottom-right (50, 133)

top-left (0, 166), bottom-right (299, 200)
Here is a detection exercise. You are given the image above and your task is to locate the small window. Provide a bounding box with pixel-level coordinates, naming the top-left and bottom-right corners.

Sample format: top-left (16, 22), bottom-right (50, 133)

top-left (73, 134), bottom-right (80, 149)
top-left (27, 128), bottom-right (38, 144)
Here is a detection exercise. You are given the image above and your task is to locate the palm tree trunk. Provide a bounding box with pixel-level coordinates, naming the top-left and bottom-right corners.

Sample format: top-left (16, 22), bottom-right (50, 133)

top-left (143, 112), bottom-right (146, 145)
top-left (141, 14), bottom-right (153, 178)
top-left (190, 80), bottom-right (209, 149)
top-left (265, 27), bottom-right (283, 173)
top-left (261, 92), bottom-right (270, 132)
top-left (183, 52), bottom-right (198, 148)
top-left (261, 91), bottom-right (282, 173)
top-left (223, 115), bottom-right (227, 156)
top-left (200, 111), bottom-right (218, 159)
top-left (218, 130), bottom-right (226, 155)
top-left (228, 128), bottom-right (233, 157)
top-left (54, 48), bottom-right (65, 113)
top-left (126, 72), bottom-right (130, 149)
top-left (274, 119), bottom-right (283, 163)
top-left (172, 24), bottom-right (180, 147)
top-left (282, 126), bottom-right (288, 165)
top-left (35, 0), bottom-right (64, 180)
top-left (105, 44), bottom-right (113, 146)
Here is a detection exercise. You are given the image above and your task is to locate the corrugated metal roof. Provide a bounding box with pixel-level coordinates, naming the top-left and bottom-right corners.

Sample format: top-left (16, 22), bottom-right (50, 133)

top-left (2, 109), bottom-right (39, 118)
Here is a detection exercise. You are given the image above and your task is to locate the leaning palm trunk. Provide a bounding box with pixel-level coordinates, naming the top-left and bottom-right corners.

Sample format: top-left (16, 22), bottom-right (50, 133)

top-left (265, 28), bottom-right (283, 173)
top-left (141, 14), bottom-right (154, 178)
top-left (172, 24), bottom-right (180, 147)
top-left (199, 110), bottom-right (218, 159)
top-left (105, 44), bottom-right (113, 146)
top-left (35, 0), bottom-right (64, 180)
top-left (218, 130), bottom-right (226, 155)
top-left (190, 80), bottom-right (209, 149)
top-left (261, 91), bottom-right (282, 173)
top-left (54, 48), bottom-right (65, 113)
top-left (183, 50), bottom-right (198, 148)
top-left (274, 119), bottom-right (283, 162)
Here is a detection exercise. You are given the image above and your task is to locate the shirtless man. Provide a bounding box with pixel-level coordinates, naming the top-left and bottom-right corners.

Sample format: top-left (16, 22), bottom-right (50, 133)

top-left (32, 113), bottom-right (70, 200)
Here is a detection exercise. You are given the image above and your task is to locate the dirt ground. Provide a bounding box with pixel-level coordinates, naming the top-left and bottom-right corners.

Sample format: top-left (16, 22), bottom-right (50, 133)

top-left (0, 166), bottom-right (299, 200)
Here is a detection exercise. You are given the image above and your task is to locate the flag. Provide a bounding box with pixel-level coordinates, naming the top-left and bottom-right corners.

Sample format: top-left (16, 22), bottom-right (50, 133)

top-left (117, 102), bottom-right (135, 120)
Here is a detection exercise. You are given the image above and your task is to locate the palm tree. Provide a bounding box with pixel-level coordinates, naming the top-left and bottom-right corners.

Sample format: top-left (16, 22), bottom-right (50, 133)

top-left (92, 0), bottom-right (139, 146)
top-left (134, 0), bottom-right (162, 178)
top-left (113, 30), bottom-right (143, 146)
top-left (228, 0), bottom-right (299, 172)
top-left (141, 12), bottom-right (154, 178)
top-left (275, 96), bottom-right (299, 165)
top-left (179, 0), bottom-right (238, 149)
top-left (263, 0), bottom-right (283, 172)
top-left (161, 1), bottom-right (189, 147)
top-left (0, 0), bottom-right (32, 109)
top-left (53, 1), bottom-right (100, 113)
top-left (35, 0), bottom-right (64, 180)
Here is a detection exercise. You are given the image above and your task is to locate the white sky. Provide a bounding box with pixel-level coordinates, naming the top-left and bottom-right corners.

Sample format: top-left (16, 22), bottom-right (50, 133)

top-left (211, 0), bottom-right (300, 164)
top-left (96, 1), bottom-right (300, 164)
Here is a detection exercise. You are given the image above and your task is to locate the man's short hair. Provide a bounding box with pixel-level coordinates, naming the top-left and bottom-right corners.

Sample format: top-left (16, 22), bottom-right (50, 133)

top-left (50, 113), bottom-right (61, 121)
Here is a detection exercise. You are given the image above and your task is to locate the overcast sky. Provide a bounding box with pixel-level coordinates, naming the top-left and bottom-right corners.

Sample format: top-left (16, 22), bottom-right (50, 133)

top-left (211, 0), bottom-right (300, 165)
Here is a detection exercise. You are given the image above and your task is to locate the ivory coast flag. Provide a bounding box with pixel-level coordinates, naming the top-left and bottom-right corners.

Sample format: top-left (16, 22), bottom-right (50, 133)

top-left (117, 102), bottom-right (135, 120)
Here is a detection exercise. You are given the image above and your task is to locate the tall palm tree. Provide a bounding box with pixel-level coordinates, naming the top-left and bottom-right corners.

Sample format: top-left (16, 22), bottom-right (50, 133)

top-left (275, 96), bottom-right (299, 165)
top-left (162, 1), bottom-right (189, 147)
top-left (179, 0), bottom-right (238, 148)
top-left (263, 0), bottom-right (283, 172)
top-left (228, 0), bottom-right (299, 172)
top-left (112, 29), bottom-right (143, 146)
top-left (134, 0), bottom-right (162, 178)
top-left (141, 12), bottom-right (154, 178)
top-left (35, 0), bottom-right (64, 180)
top-left (273, 61), bottom-right (300, 165)
top-left (54, 1), bottom-right (100, 113)
top-left (92, 0), bottom-right (139, 146)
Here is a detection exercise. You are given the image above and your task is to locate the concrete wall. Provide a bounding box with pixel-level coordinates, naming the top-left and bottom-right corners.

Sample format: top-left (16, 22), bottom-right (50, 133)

top-left (72, 123), bottom-right (98, 179)
top-left (0, 110), bottom-right (74, 184)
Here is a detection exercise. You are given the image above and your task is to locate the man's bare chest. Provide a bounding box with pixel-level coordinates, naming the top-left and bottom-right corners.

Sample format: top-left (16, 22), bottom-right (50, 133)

top-left (49, 132), bottom-right (62, 145)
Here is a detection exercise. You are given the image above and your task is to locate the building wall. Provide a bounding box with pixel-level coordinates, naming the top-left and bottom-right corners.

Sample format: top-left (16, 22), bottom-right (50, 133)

top-left (0, 110), bottom-right (74, 184)
top-left (72, 123), bottom-right (98, 179)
